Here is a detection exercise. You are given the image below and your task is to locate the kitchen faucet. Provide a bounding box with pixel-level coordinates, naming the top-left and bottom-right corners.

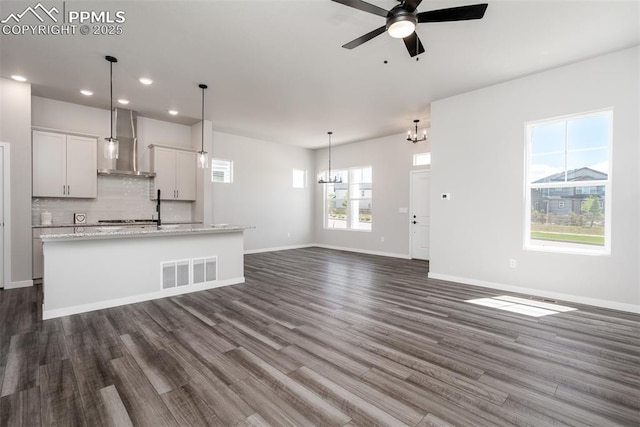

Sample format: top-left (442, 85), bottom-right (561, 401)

top-left (156, 189), bottom-right (161, 227)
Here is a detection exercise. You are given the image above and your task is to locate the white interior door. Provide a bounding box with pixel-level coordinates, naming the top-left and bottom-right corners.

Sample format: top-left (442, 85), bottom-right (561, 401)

top-left (0, 146), bottom-right (4, 288)
top-left (411, 170), bottom-right (430, 260)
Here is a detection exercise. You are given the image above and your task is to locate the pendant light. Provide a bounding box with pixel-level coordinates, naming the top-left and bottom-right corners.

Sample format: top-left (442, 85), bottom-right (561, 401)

top-left (318, 131), bottom-right (342, 184)
top-left (407, 119), bottom-right (427, 143)
top-left (197, 84), bottom-right (208, 169)
top-left (104, 55), bottom-right (119, 159)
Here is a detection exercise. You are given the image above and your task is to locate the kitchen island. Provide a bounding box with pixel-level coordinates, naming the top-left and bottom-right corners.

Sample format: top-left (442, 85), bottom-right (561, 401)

top-left (40, 224), bottom-right (252, 319)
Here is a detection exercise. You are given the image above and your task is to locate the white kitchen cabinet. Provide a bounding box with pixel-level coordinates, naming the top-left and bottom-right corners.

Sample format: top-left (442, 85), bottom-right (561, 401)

top-left (150, 145), bottom-right (196, 201)
top-left (33, 130), bottom-right (97, 198)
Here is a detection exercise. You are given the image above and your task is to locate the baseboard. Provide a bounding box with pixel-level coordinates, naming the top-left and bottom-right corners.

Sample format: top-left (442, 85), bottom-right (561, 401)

top-left (5, 279), bottom-right (33, 289)
top-left (428, 272), bottom-right (640, 314)
top-left (314, 244), bottom-right (410, 260)
top-left (43, 277), bottom-right (244, 320)
top-left (244, 244), bottom-right (315, 255)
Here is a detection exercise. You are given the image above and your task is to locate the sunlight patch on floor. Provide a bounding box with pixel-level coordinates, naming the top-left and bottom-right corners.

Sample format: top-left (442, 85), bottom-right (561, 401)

top-left (465, 295), bottom-right (577, 317)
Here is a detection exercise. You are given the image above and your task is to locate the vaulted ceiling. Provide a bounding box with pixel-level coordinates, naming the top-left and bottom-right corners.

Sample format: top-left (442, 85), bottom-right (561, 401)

top-left (1, 0), bottom-right (638, 148)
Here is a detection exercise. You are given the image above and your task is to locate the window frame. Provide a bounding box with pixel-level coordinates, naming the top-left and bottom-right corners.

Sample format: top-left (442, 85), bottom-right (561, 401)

top-left (524, 109), bottom-right (612, 255)
top-left (211, 158), bottom-right (233, 183)
top-left (323, 166), bottom-right (372, 232)
top-left (292, 168), bottom-right (306, 189)
top-left (413, 152), bottom-right (431, 167)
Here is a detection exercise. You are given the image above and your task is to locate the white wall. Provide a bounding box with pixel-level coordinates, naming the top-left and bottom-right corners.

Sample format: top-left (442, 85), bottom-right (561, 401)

top-left (0, 78), bottom-right (32, 287)
top-left (429, 47), bottom-right (639, 311)
top-left (314, 133), bottom-right (431, 258)
top-left (210, 131), bottom-right (315, 252)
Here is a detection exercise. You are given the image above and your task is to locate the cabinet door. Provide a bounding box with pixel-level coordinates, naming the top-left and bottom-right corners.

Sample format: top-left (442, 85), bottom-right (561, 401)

top-left (153, 148), bottom-right (177, 199)
top-left (66, 135), bottom-right (97, 198)
top-left (33, 131), bottom-right (66, 197)
top-left (175, 151), bottom-right (196, 201)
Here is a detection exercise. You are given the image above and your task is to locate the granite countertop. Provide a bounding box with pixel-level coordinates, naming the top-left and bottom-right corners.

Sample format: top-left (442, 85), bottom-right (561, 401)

top-left (33, 221), bottom-right (202, 229)
top-left (40, 224), bottom-right (253, 242)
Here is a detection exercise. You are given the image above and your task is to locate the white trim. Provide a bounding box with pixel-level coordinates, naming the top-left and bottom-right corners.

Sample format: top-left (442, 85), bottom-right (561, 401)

top-left (428, 272), bottom-right (639, 314)
top-left (43, 276), bottom-right (244, 320)
top-left (244, 244), bottom-right (315, 255)
top-left (314, 244), bottom-right (410, 260)
top-left (6, 279), bottom-right (33, 289)
top-left (32, 126), bottom-right (101, 140)
top-left (0, 143), bottom-right (10, 289)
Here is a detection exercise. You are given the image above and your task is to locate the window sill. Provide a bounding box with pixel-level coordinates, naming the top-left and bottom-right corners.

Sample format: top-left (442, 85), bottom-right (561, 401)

top-left (525, 243), bottom-right (610, 256)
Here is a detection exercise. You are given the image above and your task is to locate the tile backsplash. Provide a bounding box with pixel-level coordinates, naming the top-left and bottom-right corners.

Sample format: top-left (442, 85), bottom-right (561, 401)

top-left (32, 176), bottom-right (192, 225)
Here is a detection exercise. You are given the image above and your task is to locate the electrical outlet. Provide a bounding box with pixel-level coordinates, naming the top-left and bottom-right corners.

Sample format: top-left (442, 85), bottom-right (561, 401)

top-left (509, 259), bottom-right (517, 268)
top-left (287, 232), bottom-right (291, 238)
top-left (381, 236), bottom-right (385, 242)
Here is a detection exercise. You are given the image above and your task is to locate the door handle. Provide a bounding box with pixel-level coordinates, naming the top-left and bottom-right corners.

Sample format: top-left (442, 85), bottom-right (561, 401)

top-left (412, 221), bottom-right (417, 224)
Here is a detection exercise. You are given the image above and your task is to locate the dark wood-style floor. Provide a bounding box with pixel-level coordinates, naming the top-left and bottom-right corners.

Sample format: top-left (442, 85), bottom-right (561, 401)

top-left (0, 248), bottom-right (638, 426)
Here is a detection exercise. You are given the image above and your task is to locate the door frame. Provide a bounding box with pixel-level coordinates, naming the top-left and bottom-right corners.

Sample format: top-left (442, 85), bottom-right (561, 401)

top-left (409, 169), bottom-right (430, 259)
top-left (0, 143), bottom-right (11, 289)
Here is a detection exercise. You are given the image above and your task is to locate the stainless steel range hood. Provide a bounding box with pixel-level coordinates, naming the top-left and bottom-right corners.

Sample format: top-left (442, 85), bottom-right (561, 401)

top-left (98, 108), bottom-right (155, 177)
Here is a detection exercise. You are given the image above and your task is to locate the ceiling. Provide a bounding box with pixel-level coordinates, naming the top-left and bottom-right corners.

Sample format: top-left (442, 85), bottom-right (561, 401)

top-left (1, 0), bottom-right (638, 148)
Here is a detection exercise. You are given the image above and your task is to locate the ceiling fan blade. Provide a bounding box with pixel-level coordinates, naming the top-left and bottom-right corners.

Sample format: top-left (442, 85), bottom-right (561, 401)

top-left (342, 25), bottom-right (387, 49)
top-left (331, 0), bottom-right (388, 17)
top-left (403, 32), bottom-right (425, 57)
top-left (417, 3), bottom-right (488, 23)
top-left (402, 0), bottom-right (424, 12)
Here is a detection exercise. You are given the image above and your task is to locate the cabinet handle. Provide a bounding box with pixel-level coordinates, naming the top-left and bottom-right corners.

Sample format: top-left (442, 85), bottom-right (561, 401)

top-left (67, 185), bottom-right (70, 195)
top-left (176, 190), bottom-right (179, 198)
top-left (63, 185), bottom-right (66, 195)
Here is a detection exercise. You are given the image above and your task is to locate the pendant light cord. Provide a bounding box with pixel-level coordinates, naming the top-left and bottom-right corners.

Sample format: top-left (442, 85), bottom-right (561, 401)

top-left (105, 56), bottom-right (118, 141)
top-left (328, 131), bottom-right (332, 179)
top-left (109, 59), bottom-right (113, 139)
top-left (201, 87), bottom-right (205, 151)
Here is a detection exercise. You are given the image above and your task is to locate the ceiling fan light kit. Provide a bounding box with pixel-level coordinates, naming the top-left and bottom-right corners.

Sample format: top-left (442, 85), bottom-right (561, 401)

top-left (332, 0), bottom-right (488, 58)
top-left (386, 9), bottom-right (416, 39)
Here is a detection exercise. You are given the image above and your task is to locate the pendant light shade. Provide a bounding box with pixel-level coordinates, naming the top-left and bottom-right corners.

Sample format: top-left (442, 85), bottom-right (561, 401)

top-left (197, 84), bottom-right (208, 169)
top-left (104, 56), bottom-right (119, 160)
top-left (318, 131), bottom-right (342, 184)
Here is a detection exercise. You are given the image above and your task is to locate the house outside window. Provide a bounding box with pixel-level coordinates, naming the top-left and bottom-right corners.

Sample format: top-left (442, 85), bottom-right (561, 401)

top-left (211, 158), bottom-right (233, 183)
top-left (525, 110), bottom-right (611, 254)
top-left (324, 166), bottom-right (372, 231)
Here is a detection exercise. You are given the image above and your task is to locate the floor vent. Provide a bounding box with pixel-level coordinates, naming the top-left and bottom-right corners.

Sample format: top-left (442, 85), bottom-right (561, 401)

top-left (161, 256), bottom-right (218, 290)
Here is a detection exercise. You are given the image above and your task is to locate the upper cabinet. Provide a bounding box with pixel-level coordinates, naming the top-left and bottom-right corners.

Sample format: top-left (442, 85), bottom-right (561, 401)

top-left (32, 130), bottom-right (97, 198)
top-left (150, 145), bottom-right (196, 201)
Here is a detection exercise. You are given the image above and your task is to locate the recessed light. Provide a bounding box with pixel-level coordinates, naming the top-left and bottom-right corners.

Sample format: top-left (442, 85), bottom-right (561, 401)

top-left (11, 75), bottom-right (27, 82)
top-left (168, 110), bottom-right (178, 115)
top-left (80, 90), bottom-right (93, 96)
top-left (118, 99), bottom-right (130, 105)
top-left (138, 77), bottom-right (153, 85)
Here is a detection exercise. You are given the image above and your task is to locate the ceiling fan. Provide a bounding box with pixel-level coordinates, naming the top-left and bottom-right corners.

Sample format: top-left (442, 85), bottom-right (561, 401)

top-left (332, 0), bottom-right (488, 57)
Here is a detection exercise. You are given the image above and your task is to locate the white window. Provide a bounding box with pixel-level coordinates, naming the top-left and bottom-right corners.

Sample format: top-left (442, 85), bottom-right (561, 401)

top-left (324, 166), bottom-right (372, 231)
top-left (413, 152), bottom-right (431, 166)
top-left (211, 158), bottom-right (233, 183)
top-left (525, 110), bottom-right (611, 254)
top-left (292, 169), bottom-right (306, 189)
